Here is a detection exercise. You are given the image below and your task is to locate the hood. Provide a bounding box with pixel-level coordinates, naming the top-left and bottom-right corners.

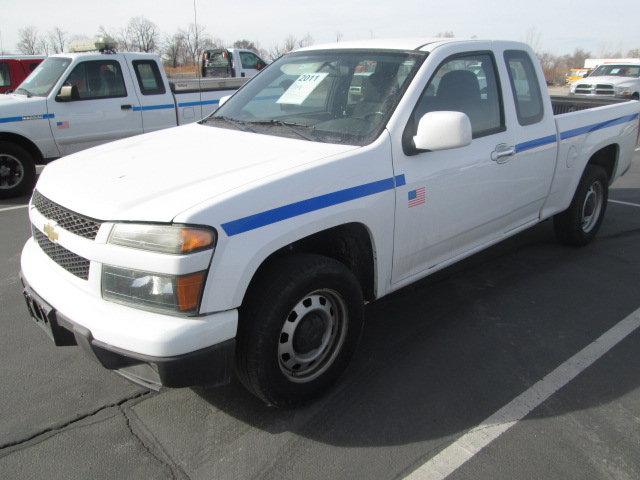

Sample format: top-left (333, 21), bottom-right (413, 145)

top-left (36, 123), bottom-right (359, 222)
top-left (0, 94), bottom-right (48, 118)
top-left (572, 76), bottom-right (639, 87)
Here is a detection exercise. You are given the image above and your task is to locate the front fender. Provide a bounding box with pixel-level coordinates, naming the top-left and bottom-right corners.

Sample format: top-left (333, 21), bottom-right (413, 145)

top-left (176, 134), bottom-right (398, 313)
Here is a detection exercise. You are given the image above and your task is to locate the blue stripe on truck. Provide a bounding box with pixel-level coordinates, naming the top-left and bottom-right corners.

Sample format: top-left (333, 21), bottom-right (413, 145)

top-left (221, 175), bottom-right (406, 236)
top-left (220, 112), bottom-right (640, 236)
top-left (515, 134), bottom-right (557, 153)
top-left (177, 99), bottom-right (220, 107)
top-left (132, 104), bottom-right (175, 112)
top-left (0, 113), bottom-right (54, 124)
top-left (560, 113), bottom-right (639, 140)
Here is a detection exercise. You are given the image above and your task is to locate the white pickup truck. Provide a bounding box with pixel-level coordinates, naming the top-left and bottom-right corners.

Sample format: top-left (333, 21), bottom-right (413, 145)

top-left (21, 39), bottom-right (640, 407)
top-left (0, 50), bottom-right (242, 198)
top-left (570, 62), bottom-right (640, 100)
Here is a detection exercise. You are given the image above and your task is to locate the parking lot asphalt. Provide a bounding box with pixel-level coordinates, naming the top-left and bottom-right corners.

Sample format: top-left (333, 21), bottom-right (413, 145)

top-left (1, 152), bottom-right (639, 480)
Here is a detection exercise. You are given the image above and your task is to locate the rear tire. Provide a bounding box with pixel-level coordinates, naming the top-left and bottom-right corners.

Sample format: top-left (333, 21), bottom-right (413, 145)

top-left (0, 142), bottom-right (36, 199)
top-left (553, 164), bottom-right (608, 246)
top-left (235, 254), bottom-right (364, 407)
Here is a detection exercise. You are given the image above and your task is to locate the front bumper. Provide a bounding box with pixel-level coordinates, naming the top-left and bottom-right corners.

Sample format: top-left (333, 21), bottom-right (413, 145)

top-left (21, 274), bottom-right (235, 390)
top-left (20, 237), bottom-right (239, 390)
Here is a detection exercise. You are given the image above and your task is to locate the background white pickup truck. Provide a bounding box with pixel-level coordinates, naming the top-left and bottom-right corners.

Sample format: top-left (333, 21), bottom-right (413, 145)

top-left (570, 62), bottom-right (640, 100)
top-left (0, 50), bottom-right (244, 198)
top-left (21, 38), bottom-right (640, 407)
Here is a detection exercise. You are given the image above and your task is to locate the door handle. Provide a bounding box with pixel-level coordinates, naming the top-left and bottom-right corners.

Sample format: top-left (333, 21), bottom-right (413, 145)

top-left (491, 144), bottom-right (516, 163)
top-left (121, 104), bottom-right (133, 110)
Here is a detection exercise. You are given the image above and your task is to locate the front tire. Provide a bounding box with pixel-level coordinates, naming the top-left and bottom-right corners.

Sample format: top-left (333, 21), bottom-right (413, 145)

top-left (0, 142), bottom-right (36, 199)
top-left (553, 164), bottom-right (608, 246)
top-left (235, 254), bottom-right (364, 407)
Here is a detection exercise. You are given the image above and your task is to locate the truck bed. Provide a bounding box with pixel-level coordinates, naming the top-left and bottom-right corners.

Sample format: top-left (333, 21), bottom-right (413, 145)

top-left (551, 96), bottom-right (628, 115)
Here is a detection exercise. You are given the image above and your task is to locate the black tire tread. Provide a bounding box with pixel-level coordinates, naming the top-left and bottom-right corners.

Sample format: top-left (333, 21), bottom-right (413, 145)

top-left (0, 141), bottom-right (36, 199)
top-left (553, 164), bottom-right (608, 247)
top-left (235, 253), bottom-right (363, 407)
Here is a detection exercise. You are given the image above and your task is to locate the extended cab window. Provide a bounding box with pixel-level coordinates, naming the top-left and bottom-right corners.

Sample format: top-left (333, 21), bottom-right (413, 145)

top-left (133, 60), bottom-right (166, 95)
top-left (411, 52), bottom-right (505, 138)
top-left (504, 50), bottom-right (544, 125)
top-left (0, 63), bottom-right (10, 87)
top-left (64, 60), bottom-right (127, 100)
top-left (240, 52), bottom-right (261, 69)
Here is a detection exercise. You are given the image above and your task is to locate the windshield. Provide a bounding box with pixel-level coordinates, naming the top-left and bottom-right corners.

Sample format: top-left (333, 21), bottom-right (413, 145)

top-left (204, 50), bottom-right (425, 145)
top-left (15, 57), bottom-right (72, 97)
top-left (589, 64), bottom-right (640, 78)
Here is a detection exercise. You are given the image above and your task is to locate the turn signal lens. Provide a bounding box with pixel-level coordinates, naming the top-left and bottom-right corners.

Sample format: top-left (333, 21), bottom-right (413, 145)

top-left (180, 228), bottom-right (215, 254)
top-left (176, 271), bottom-right (207, 312)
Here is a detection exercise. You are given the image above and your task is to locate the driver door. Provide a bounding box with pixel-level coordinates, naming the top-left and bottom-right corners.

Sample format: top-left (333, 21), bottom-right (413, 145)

top-left (391, 51), bottom-right (517, 283)
top-left (49, 59), bottom-right (142, 156)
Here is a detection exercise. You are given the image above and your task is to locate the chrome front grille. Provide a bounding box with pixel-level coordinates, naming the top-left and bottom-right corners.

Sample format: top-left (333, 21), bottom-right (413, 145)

top-left (31, 190), bottom-right (102, 240)
top-left (33, 228), bottom-right (90, 280)
top-left (574, 84), bottom-right (614, 95)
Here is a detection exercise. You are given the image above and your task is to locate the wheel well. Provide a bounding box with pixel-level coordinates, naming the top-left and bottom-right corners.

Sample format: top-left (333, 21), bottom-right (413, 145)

top-left (587, 144), bottom-right (618, 184)
top-left (0, 132), bottom-right (43, 163)
top-left (244, 223), bottom-right (376, 304)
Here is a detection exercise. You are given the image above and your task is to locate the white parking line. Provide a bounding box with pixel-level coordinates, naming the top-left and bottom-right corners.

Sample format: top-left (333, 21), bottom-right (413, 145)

top-left (404, 307), bottom-right (640, 480)
top-left (609, 199), bottom-right (640, 208)
top-left (0, 204), bottom-right (28, 213)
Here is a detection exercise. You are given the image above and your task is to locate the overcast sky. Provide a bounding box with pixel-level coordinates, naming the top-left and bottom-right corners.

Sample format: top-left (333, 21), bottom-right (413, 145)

top-left (1, 0), bottom-right (639, 55)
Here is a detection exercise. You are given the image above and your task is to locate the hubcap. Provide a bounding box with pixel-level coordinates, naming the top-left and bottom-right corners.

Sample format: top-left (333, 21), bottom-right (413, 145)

top-left (0, 154), bottom-right (24, 190)
top-left (278, 289), bottom-right (348, 383)
top-left (581, 180), bottom-right (603, 233)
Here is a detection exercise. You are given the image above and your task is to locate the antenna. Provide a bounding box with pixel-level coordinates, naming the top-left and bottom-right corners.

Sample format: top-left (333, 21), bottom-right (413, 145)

top-left (194, 0), bottom-right (202, 93)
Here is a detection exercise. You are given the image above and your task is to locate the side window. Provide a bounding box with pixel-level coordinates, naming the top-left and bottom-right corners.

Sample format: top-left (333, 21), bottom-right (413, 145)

top-left (411, 52), bottom-right (504, 138)
top-left (240, 52), bottom-right (260, 69)
top-left (0, 63), bottom-right (10, 87)
top-left (133, 60), bottom-right (166, 95)
top-left (64, 60), bottom-right (127, 100)
top-left (504, 50), bottom-right (544, 125)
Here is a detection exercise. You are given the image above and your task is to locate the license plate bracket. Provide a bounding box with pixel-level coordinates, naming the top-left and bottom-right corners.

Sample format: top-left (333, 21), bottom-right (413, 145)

top-left (23, 286), bottom-right (76, 346)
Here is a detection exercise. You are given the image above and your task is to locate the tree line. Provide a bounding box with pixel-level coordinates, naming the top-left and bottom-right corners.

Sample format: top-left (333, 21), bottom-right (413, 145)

top-left (14, 20), bottom-right (640, 84)
top-left (14, 16), bottom-right (314, 66)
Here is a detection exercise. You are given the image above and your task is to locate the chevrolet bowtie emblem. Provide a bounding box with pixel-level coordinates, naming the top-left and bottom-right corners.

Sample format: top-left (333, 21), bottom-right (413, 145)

top-left (43, 223), bottom-right (59, 243)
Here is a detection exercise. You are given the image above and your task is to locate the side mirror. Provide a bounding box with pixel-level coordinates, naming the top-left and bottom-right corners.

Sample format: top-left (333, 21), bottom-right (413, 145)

top-left (217, 95), bottom-right (231, 107)
top-left (56, 85), bottom-right (79, 102)
top-left (413, 111), bottom-right (472, 152)
top-left (169, 81), bottom-right (176, 93)
top-left (256, 61), bottom-right (266, 71)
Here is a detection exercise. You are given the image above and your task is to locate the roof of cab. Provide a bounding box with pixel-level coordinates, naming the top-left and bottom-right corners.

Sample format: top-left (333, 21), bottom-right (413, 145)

top-left (48, 51), bottom-right (159, 60)
top-left (295, 37), bottom-right (466, 53)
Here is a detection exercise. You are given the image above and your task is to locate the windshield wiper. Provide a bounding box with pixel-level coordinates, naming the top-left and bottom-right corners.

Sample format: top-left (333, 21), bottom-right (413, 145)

top-left (245, 120), bottom-right (316, 142)
top-left (14, 87), bottom-right (32, 98)
top-left (202, 115), bottom-right (254, 133)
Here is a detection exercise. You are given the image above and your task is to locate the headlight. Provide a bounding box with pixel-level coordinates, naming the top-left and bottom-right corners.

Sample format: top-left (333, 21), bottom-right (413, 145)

top-left (615, 87), bottom-right (632, 96)
top-left (108, 223), bottom-right (215, 254)
top-left (102, 265), bottom-right (206, 315)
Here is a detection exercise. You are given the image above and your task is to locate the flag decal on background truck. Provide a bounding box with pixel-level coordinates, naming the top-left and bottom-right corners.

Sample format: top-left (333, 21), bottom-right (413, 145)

top-left (408, 187), bottom-right (426, 207)
top-left (56, 121), bottom-right (69, 129)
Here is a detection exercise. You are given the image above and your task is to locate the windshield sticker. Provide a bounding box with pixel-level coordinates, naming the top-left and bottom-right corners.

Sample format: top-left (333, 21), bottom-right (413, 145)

top-left (276, 72), bottom-right (329, 105)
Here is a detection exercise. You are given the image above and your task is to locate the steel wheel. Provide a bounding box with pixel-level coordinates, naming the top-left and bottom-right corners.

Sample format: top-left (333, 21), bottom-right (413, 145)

top-left (0, 154), bottom-right (24, 190)
top-left (278, 289), bottom-right (348, 383)
top-left (581, 180), bottom-right (603, 233)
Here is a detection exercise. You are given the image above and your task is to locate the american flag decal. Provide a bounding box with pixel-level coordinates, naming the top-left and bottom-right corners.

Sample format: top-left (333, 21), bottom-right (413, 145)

top-left (408, 187), bottom-right (426, 207)
top-left (56, 121), bottom-right (69, 129)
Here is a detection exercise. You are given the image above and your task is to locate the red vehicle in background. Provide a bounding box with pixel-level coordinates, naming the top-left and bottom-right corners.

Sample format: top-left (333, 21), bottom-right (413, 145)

top-left (0, 56), bottom-right (45, 94)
